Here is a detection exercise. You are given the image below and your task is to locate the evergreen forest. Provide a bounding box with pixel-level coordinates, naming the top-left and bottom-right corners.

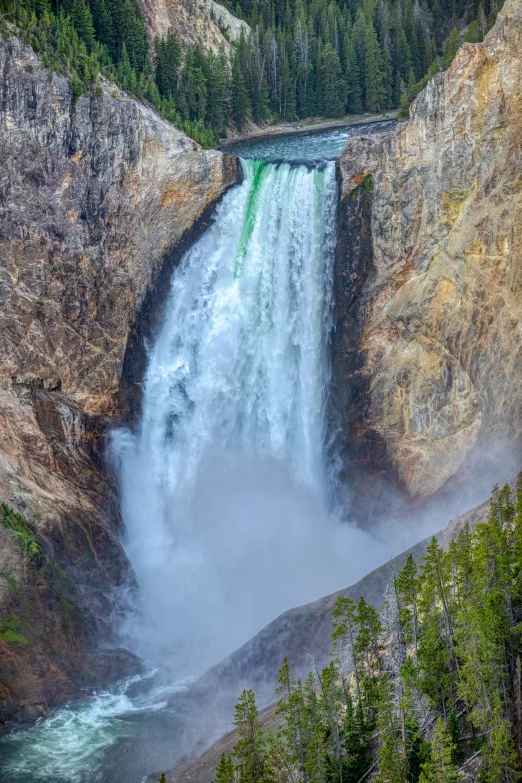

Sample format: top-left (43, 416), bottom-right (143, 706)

top-left (211, 483), bottom-right (522, 783)
top-left (0, 0), bottom-right (506, 147)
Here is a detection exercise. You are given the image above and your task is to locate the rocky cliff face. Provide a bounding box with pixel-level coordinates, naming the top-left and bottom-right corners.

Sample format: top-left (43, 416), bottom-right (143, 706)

top-left (140, 0), bottom-right (249, 51)
top-left (0, 32), bottom-right (240, 721)
top-left (333, 0), bottom-right (522, 513)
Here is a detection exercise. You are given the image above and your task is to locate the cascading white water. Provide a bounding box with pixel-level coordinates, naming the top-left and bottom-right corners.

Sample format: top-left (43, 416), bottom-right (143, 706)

top-left (124, 159), bottom-right (336, 499)
top-left (112, 159), bottom-right (364, 672)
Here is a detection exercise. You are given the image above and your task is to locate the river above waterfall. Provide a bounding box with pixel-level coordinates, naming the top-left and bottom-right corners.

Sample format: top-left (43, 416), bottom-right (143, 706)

top-left (0, 122), bottom-right (393, 783)
top-left (222, 119), bottom-right (395, 165)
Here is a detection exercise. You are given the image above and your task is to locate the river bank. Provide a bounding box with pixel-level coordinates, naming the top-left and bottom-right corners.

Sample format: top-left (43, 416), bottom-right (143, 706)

top-left (218, 111), bottom-right (398, 148)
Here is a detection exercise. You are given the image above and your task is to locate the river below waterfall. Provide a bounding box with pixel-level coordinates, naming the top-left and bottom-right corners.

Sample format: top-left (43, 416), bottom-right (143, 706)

top-left (0, 122), bottom-right (394, 783)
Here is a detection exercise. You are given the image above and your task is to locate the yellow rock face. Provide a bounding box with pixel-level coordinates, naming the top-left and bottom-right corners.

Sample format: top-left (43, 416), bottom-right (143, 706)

top-left (140, 0), bottom-right (250, 51)
top-left (335, 0), bottom-right (522, 505)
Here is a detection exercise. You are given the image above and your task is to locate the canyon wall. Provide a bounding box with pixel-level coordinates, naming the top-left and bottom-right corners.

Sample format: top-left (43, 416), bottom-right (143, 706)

top-left (0, 32), bottom-right (240, 721)
top-left (333, 0), bottom-right (522, 513)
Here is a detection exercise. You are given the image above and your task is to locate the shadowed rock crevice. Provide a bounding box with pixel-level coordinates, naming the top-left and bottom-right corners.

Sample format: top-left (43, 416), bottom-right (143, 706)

top-left (120, 155), bottom-right (242, 425)
top-left (330, 167), bottom-right (404, 522)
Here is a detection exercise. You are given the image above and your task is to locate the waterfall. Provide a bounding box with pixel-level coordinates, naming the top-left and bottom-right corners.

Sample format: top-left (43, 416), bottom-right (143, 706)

top-left (0, 133), bottom-right (398, 783)
top-left (113, 159), bottom-right (361, 674)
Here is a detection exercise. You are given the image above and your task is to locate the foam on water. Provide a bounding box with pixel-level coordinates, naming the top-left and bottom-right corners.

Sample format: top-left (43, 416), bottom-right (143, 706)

top-left (0, 673), bottom-right (187, 783)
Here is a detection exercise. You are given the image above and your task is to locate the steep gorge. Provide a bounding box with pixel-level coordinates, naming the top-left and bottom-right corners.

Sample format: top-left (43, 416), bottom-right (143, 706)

top-left (0, 32), bottom-right (240, 721)
top-left (0, 0), bottom-right (521, 733)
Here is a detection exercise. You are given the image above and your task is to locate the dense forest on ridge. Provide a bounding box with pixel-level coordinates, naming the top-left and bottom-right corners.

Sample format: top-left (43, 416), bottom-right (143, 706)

top-left (0, 0), bottom-right (505, 147)
top-left (206, 483), bottom-right (522, 783)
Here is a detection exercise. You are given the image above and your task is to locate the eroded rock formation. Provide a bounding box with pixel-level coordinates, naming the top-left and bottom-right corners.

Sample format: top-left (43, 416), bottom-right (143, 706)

top-left (0, 33), bottom-right (240, 721)
top-left (140, 0), bottom-right (250, 51)
top-left (333, 0), bottom-right (522, 512)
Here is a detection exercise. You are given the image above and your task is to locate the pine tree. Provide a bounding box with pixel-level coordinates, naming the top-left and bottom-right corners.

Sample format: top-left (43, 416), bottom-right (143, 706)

top-left (352, 9), bottom-right (368, 106)
top-left (447, 710), bottom-right (463, 764)
top-left (317, 661), bottom-right (344, 782)
top-left (251, 71), bottom-right (270, 124)
top-left (343, 34), bottom-right (362, 114)
top-left (181, 48), bottom-right (208, 122)
top-left (363, 20), bottom-right (386, 112)
top-left (374, 675), bottom-right (408, 783)
top-left (354, 596), bottom-right (384, 674)
top-left (332, 595), bottom-right (363, 702)
top-left (396, 554), bottom-right (419, 656)
top-left (124, 9), bottom-right (148, 72)
top-left (415, 18), bottom-right (428, 78)
top-left (233, 690), bottom-right (267, 783)
top-left (206, 48), bottom-right (229, 135)
top-left (117, 42), bottom-right (133, 88)
top-left (417, 537), bottom-right (457, 714)
top-left (108, 0), bottom-right (126, 59)
top-left (155, 32), bottom-right (181, 98)
top-left (319, 41), bottom-right (346, 117)
top-left (231, 53), bottom-right (250, 130)
top-left (35, 0), bottom-right (51, 15)
top-left (396, 27), bottom-right (413, 84)
top-left (453, 492), bottom-right (519, 778)
top-left (275, 658), bottom-right (309, 781)
top-left (481, 716), bottom-right (519, 783)
top-left (89, 0), bottom-right (114, 56)
top-left (442, 26), bottom-right (461, 69)
top-left (70, 0), bottom-right (95, 51)
top-left (342, 693), bottom-right (372, 782)
top-left (280, 52), bottom-right (296, 119)
top-left (213, 753), bottom-right (235, 783)
top-left (419, 719), bottom-right (459, 783)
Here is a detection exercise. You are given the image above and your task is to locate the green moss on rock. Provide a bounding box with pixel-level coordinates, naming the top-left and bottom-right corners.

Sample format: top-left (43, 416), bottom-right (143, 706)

top-left (0, 630), bottom-right (29, 646)
top-left (1, 503), bottom-right (43, 564)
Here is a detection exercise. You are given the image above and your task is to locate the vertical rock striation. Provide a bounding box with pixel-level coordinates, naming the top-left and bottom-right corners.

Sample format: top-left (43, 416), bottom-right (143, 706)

top-left (139, 0), bottom-right (250, 51)
top-left (0, 32), bottom-right (240, 721)
top-left (333, 0), bottom-right (522, 513)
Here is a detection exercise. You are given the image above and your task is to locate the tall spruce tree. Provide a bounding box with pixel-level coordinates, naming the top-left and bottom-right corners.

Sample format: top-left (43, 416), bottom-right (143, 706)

top-left (155, 31), bottom-right (181, 98)
top-left (363, 19), bottom-right (387, 111)
top-left (70, 0), bottom-right (95, 51)
top-left (231, 52), bottom-right (250, 129)
top-left (319, 42), bottom-right (346, 117)
top-left (343, 34), bottom-right (363, 113)
top-left (443, 26), bottom-right (461, 68)
top-left (89, 0), bottom-right (114, 56)
top-left (213, 753), bottom-right (235, 783)
top-left (205, 48), bottom-right (229, 135)
top-left (233, 690), bottom-right (267, 783)
top-left (418, 719), bottom-right (459, 783)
